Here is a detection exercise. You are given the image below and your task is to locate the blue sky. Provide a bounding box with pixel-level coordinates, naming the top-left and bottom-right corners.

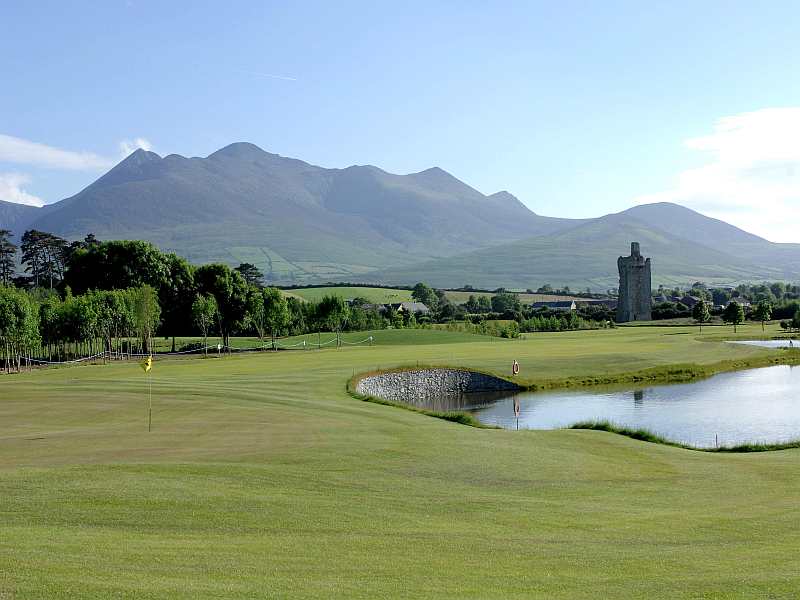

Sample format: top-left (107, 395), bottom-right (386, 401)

top-left (2, 1), bottom-right (800, 241)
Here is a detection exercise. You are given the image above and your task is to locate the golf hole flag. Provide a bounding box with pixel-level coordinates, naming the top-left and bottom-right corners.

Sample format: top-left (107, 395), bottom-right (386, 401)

top-left (141, 355), bottom-right (153, 373)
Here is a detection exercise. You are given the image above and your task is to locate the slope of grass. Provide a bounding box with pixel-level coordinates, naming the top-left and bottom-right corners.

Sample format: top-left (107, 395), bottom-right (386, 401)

top-left (1, 324), bottom-right (800, 598)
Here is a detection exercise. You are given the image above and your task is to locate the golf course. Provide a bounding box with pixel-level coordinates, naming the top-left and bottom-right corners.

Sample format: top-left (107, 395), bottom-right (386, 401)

top-left (2, 324), bottom-right (800, 598)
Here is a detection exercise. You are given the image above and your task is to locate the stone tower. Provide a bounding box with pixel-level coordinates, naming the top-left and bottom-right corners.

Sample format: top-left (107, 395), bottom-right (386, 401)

top-left (616, 242), bottom-right (652, 322)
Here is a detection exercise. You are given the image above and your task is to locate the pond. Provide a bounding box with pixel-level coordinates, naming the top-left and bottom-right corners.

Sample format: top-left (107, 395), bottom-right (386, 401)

top-left (452, 364), bottom-right (800, 447)
top-left (729, 340), bottom-right (798, 349)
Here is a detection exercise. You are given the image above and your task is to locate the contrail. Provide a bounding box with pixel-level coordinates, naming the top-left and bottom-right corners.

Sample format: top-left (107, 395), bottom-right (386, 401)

top-left (240, 69), bottom-right (298, 82)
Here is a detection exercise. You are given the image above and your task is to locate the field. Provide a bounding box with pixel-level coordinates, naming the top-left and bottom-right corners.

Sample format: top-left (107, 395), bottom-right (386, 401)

top-left (2, 324), bottom-right (800, 598)
top-left (281, 285), bottom-right (582, 305)
top-left (282, 286), bottom-right (413, 304)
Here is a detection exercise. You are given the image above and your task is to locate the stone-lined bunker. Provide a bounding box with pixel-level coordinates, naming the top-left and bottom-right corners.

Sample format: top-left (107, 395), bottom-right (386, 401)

top-left (355, 368), bottom-right (521, 407)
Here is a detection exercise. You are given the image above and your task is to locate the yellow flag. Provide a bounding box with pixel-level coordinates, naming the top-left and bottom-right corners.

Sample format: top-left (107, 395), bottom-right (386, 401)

top-left (140, 355), bottom-right (152, 373)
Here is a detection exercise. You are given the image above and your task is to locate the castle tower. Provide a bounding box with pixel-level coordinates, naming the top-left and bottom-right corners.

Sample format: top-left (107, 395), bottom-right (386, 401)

top-left (616, 242), bottom-right (652, 322)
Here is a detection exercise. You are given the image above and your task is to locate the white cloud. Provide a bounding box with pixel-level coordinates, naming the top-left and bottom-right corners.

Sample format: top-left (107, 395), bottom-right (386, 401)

top-left (0, 134), bottom-right (156, 205)
top-left (0, 134), bottom-right (114, 171)
top-left (119, 137), bottom-right (153, 156)
top-left (0, 173), bottom-right (45, 207)
top-left (0, 134), bottom-right (156, 174)
top-left (634, 107), bottom-right (800, 243)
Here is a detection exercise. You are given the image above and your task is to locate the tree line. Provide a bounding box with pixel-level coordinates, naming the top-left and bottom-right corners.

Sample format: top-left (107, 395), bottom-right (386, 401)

top-left (0, 231), bottom-right (402, 371)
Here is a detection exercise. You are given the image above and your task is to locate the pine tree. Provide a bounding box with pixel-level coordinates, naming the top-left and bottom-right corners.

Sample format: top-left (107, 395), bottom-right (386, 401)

top-left (0, 229), bottom-right (17, 285)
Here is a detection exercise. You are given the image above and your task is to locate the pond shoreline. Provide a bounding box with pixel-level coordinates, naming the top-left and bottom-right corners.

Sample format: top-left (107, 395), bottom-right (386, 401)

top-left (348, 349), bottom-right (800, 451)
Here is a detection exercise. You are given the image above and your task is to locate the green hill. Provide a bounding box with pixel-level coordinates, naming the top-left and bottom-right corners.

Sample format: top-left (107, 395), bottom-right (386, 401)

top-left (359, 206), bottom-right (799, 289)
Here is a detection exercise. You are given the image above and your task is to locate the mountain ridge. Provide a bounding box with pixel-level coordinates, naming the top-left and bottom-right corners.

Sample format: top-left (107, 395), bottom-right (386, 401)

top-left (2, 143), bottom-right (581, 282)
top-left (1, 143), bottom-right (797, 288)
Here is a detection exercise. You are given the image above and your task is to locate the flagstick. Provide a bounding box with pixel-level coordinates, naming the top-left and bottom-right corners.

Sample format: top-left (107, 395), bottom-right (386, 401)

top-left (148, 371), bottom-right (152, 432)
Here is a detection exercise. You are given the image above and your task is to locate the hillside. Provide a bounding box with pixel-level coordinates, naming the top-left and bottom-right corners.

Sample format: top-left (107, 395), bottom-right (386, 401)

top-left (3, 143), bottom-right (580, 283)
top-left (359, 204), bottom-right (800, 290)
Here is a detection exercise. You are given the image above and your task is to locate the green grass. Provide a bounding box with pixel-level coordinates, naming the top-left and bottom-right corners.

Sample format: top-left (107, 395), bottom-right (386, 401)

top-left (148, 328), bottom-right (501, 353)
top-left (2, 323), bottom-right (800, 598)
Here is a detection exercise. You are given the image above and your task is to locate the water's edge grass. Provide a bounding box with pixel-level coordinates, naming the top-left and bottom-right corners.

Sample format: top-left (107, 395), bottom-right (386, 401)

top-left (567, 421), bottom-right (800, 453)
top-left (348, 350), bottom-right (800, 452)
top-left (520, 349), bottom-right (800, 391)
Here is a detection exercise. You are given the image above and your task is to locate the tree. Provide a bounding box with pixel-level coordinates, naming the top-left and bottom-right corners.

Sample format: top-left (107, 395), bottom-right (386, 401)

top-left (192, 294), bottom-right (218, 356)
top-left (411, 282), bottom-right (438, 310)
top-left (792, 310), bottom-right (800, 332)
top-left (0, 286), bottom-right (41, 373)
top-left (770, 282), bottom-right (786, 299)
top-left (246, 287), bottom-right (268, 344)
top-left (19, 230), bottom-right (68, 289)
top-left (246, 286), bottom-right (289, 348)
top-left (692, 299), bottom-right (711, 333)
top-left (722, 301), bottom-right (745, 333)
top-left (491, 292), bottom-right (521, 314)
top-left (38, 294), bottom-right (62, 361)
top-left (235, 263), bottom-right (264, 287)
top-left (0, 229), bottom-right (17, 285)
top-left (159, 253), bottom-right (195, 352)
top-left (42, 233), bottom-right (68, 288)
top-left (64, 240), bottom-right (170, 295)
top-left (262, 287), bottom-right (290, 350)
top-left (194, 264), bottom-right (248, 348)
top-left (20, 230), bottom-right (47, 287)
top-left (131, 285), bottom-right (161, 353)
top-left (753, 300), bottom-right (772, 332)
top-left (316, 295), bottom-right (350, 347)
top-left (433, 289), bottom-right (457, 321)
top-left (286, 297), bottom-right (308, 335)
top-left (464, 295), bottom-right (481, 313)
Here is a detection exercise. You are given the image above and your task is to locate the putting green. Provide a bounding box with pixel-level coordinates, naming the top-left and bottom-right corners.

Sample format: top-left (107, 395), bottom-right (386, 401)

top-left (1, 324), bottom-right (798, 598)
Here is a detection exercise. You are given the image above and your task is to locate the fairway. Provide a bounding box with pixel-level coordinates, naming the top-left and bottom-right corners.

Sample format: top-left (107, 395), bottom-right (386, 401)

top-left (2, 325), bottom-right (799, 598)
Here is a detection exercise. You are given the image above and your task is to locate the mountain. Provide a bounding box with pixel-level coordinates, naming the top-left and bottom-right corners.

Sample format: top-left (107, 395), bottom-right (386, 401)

top-left (3, 143), bottom-right (580, 283)
top-left (358, 203), bottom-right (800, 290)
top-left (2, 144), bottom-right (799, 288)
top-left (620, 203), bottom-right (800, 280)
top-left (0, 200), bottom-right (40, 236)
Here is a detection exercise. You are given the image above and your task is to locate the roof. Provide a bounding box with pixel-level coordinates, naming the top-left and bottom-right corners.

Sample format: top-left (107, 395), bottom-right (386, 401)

top-left (389, 302), bottom-right (430, 313)
top-left (531, 301), bottom-right (576, 309)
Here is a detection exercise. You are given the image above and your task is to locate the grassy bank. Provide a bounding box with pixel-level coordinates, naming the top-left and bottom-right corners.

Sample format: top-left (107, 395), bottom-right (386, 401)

top-left (2, 324), bottom-right (800, 598)
top-left (568, 421), bottom-right (800, 452)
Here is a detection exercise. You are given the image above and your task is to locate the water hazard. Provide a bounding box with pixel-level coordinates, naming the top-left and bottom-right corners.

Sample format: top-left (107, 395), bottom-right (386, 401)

top-left (443, 363), bottom-right (800, 447)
